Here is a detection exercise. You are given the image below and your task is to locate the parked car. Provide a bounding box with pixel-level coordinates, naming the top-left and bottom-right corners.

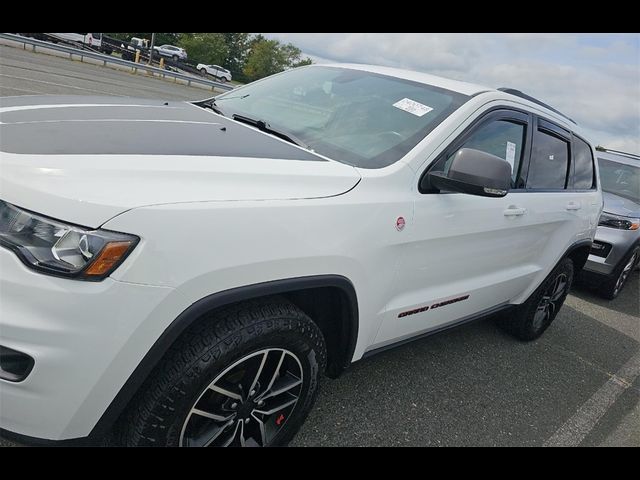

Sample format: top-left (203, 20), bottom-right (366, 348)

top-left (153, 44), bottom-right (187, 61)
top-left (580, 149), bottom-right (640, 299)
top-left (197, 63), bottom-right (232, 83)
top-left (0, 64), bottom-right (601, 447)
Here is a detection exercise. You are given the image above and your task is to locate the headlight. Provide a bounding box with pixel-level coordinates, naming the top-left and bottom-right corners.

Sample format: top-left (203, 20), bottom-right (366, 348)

top-left (0, 200), bottom-right (138, 280)
top-left (598, 212), bottom-right (640, 231)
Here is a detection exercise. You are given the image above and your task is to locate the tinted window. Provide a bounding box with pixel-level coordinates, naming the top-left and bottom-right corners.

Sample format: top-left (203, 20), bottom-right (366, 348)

top-left (527, 128), bottom-right (570, 189)
top-left (573, 137), bottom-right (595, 189)
top-left (441, 119), bottom-right (526, 187)
top-left (211, 66), bottom-right (469, 168)
top-left (598, 158), bottom-right (640, 203)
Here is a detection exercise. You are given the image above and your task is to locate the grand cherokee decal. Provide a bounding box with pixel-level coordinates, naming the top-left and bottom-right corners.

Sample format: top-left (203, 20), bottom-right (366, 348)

top-left (398, 295), bottom-right (470, 318)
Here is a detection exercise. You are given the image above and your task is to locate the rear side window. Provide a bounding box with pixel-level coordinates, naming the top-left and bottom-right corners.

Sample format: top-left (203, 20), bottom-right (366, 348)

top-left (526, 128), bottom-right (570, 189)
top-left (573, 137), bottom-right (595, 189)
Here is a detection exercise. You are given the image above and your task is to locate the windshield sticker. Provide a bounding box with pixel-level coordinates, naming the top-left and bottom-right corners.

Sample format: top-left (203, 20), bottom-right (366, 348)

top-left (392, 98), bottom-right (434, 117)
top-left (506, 141), bottom-right (517, 170)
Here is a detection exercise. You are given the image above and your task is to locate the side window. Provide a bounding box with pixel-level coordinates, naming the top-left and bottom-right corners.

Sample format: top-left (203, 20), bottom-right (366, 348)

top-left (573, 136), bottom-right (595, 189)
top-left (441, 119), bottom-right (526, 187)
top-left (526, 127), bottom-right (570, 189)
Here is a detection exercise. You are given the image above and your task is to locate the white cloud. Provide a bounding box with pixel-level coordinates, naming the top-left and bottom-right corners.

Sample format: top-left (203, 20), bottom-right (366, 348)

top-left (265, 33), bottom-right (640, 154)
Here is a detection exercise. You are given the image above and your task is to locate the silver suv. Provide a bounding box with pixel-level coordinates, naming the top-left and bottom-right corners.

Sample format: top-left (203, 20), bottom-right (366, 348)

top-left (581, 149), bottom-right (640, 299)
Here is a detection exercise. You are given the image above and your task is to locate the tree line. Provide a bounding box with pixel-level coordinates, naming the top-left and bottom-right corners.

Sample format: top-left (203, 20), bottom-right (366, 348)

top-left (106, 33), bottom-right (312, 83)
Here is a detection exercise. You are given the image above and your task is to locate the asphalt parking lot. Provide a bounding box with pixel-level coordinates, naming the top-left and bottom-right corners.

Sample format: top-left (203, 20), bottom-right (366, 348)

top-left (0, 44), bottom-right (217, 100)
top-left (0, 43), bottom-right (638, 447)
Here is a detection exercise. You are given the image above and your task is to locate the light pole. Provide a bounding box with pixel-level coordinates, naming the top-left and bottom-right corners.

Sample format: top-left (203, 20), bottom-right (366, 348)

top-left (148, 32), bottom-right (156, 65)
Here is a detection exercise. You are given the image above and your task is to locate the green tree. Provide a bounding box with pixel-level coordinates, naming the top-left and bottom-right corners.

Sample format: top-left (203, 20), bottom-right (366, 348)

top-left (243, 38), bottom-right (313, 82)
top-left (294, 57), bottom-right (314, 67)
top-left (177, 33), bottom-right (228, 65)
top-left (243, 39), bottom-right (282, 81)
top-left (222, 33), bottom-right (251, 79)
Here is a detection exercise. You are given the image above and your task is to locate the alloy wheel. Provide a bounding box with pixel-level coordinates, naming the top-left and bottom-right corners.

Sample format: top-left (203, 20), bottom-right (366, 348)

top-left (613, 252), bottom-right (637, 297)
top-left (533, 273), bottom-right (568, 330)
top-left (179, 348), bottom-right (303, 447)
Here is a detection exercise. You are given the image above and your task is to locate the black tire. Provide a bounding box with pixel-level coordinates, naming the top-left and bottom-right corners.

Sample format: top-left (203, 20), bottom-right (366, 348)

top-left (172, 54), bottom-right (179, 61)
top-left (598, 246), bottom-right (639, 300)
top-left (117, 297), bottom-right (326, 447)
top-left (218, 77), bottom-right (227, 83)
top-left (497, 258), bottom-right (574, 341)
top-left (200, 68), bottom-right (207, 76)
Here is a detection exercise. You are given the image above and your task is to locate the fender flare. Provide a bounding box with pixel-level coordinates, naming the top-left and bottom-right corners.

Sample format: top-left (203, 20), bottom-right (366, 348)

top-left (562, 238), bottom-right (593, 273)
top-left (89, 274), bottom-right (359, 439)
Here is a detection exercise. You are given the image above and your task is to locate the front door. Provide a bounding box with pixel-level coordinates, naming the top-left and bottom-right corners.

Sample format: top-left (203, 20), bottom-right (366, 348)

top-left (375, 109), bottom-right (542, 347)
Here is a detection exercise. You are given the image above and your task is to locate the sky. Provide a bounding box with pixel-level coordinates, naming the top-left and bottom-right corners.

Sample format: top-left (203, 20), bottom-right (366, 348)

top-left (264, 33), bottom-right (640, 155)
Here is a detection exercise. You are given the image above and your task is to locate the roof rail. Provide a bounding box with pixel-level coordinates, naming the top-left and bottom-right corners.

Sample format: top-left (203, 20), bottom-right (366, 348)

top-left (596, 147), bottom-right (640, 160)
top-left (498, 88), bottom-right (577, 125)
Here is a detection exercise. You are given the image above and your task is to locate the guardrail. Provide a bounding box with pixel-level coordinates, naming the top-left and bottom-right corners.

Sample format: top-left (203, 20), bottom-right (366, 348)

top-left (0, 33), bottom-right (234, 92)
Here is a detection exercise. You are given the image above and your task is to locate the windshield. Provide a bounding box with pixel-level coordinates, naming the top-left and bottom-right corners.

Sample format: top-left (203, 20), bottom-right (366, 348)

top-left (211, 66), bottom-right (469, 168)
top-left (598, 158), bottom-right (640, 204)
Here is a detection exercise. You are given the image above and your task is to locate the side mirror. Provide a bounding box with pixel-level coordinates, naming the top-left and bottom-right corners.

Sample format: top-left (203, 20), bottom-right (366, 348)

top-left (426, 148), bottom-right (511, 198)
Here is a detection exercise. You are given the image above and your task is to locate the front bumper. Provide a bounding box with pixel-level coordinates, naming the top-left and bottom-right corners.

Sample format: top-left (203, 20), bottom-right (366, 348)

top-left (0, 247), bottom-right (177, 440)
top-left (583, 225), bottom-right (639, 276)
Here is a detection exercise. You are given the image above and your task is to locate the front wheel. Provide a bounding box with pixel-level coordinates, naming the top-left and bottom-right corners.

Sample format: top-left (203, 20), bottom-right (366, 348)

top-left (497, 258), bottom-right (574, 341)
top-left (117, 298), bottom-right (326, 447)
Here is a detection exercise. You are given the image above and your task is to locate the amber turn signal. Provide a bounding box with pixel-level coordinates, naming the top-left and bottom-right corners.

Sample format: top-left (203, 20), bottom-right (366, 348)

top-left (84, 241), bottom-right (133, 276)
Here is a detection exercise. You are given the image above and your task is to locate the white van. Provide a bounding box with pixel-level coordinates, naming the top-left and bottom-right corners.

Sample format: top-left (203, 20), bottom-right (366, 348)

top-left (48, 33), bottom-right (106, 52)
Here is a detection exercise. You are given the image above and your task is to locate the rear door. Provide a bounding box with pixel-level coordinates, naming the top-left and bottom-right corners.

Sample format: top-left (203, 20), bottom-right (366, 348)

top-left (506, 116), bottom-right (596, 302)
top-left (375, 108), bottom-right (543, 347)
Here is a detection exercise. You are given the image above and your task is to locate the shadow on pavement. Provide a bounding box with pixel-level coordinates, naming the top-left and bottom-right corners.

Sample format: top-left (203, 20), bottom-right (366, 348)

top-left (292, 288), bottom-right (639, 446)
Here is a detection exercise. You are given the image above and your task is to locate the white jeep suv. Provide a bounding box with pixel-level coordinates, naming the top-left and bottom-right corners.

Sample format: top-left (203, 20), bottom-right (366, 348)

top-left (0, 64), bottom-right (601, 446)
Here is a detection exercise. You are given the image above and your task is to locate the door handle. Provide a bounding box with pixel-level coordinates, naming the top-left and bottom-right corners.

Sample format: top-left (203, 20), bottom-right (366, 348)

top-left (566, 201), bottom-right (581, 211)
top-left (504, 206), bottom-right (527, 216)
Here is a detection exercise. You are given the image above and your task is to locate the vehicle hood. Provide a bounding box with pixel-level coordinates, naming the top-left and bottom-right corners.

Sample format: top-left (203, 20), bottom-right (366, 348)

top-left (603, 191), bottom-right (640, 218)
top-left (0, 96), bottom-right (360, 227)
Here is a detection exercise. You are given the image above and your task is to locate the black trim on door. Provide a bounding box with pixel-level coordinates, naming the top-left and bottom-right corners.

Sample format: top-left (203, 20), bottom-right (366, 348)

top-left (362, 303), bottom-right (512, 359)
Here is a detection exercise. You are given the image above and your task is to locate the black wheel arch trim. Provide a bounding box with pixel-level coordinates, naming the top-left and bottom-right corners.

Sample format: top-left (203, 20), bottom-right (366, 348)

top-left (563, 238), bottom-right (594, 274)
top-left (88, 274), bottom-right (359, 441)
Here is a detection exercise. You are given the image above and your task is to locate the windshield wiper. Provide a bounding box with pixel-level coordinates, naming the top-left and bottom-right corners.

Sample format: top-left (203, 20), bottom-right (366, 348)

top-left (232, 114), bottom-right (309, 149)
top-left (199, 94), bottom-right (250, 118)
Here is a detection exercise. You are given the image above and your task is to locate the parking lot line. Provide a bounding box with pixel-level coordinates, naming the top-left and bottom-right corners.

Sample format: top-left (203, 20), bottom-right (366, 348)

top-left (543, 350), bottom-right (640, 447)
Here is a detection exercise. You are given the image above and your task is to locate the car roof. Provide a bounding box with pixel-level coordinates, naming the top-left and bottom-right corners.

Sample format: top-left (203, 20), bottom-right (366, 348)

top-left (312, 63), bottom-right (581, 132)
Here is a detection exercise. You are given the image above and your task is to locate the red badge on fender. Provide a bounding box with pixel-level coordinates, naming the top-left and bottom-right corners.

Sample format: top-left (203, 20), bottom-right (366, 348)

top-left (396, 217), bottom-right (406, 231)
